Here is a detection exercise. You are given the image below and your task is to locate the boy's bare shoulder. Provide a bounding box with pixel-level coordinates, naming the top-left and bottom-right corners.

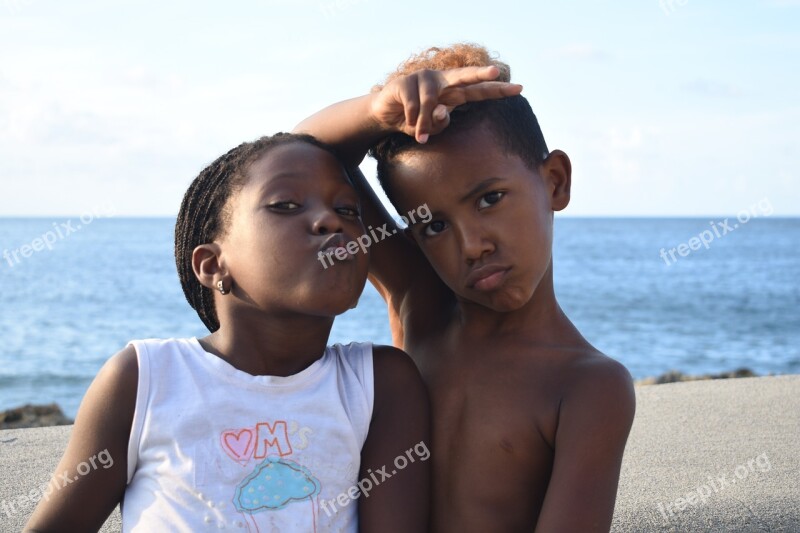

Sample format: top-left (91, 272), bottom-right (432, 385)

top-left (562, 348), bottom-right (635, 394)
top-left (505, 339), bottom-right (633, 391)
top-left (553, 347), bottom-right (636, 434)
top-left (529, 344), bottom-right (635, 412)
top-left (501, 343), bottom-right (635, 445)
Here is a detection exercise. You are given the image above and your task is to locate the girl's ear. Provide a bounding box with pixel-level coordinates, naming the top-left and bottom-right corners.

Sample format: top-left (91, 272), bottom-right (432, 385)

top-left (192, 243), bottom-right (225, 290)
top-left (542, 149), bottom-right (571, 212)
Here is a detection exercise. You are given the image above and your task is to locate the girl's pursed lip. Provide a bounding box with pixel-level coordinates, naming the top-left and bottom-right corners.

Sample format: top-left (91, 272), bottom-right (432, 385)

top-left (318, 234), bottom-right (347, 251)
top-left (317, 233), bottom-right (359, 261)
top-left (319, 245), bottom-right (356, 260)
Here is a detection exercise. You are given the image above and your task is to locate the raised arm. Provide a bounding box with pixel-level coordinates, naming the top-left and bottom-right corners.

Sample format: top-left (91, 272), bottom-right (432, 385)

top-left (24, 345), bottom-right (138, 533)
top-left (346, 164), bottom-right (445, 347)
top-left (294, 66), bottom-right (520, 166)
top-left (295, 67), bottom-right (522, 346)
top-left (358, 345), bottom-right (430, 532)
top-left (535, 358), bottom-right (636, 532)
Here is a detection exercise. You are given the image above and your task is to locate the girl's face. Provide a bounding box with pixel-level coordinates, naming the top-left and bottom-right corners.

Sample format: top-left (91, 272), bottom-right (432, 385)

top-left (218, 142), bottom-right (369, 318)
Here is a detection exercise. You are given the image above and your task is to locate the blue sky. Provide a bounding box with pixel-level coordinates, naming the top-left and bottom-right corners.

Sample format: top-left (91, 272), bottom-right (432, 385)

top-left (0, 0), bottom-right (797, 217)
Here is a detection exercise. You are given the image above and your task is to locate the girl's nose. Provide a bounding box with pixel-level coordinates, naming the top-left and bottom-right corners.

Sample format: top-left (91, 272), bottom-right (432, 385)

top-left (311, 206), bottom-right (343, 235)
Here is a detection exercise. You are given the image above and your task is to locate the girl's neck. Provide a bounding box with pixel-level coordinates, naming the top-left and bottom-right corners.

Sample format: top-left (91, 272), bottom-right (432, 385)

top-left (198, 311), bottom-right (335, 377)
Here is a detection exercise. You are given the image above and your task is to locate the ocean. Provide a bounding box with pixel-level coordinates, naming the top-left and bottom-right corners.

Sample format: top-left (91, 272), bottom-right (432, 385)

top-left (1, 217), bottom-right (798, 418)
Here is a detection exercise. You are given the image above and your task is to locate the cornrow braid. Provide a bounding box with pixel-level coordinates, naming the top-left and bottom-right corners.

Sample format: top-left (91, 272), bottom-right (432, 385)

top-left (174, 132), bottom-right (340, 332)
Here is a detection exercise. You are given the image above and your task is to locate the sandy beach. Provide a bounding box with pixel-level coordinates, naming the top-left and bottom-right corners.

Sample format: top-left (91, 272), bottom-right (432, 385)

top-left (1, 374), bottom-right (798, 531)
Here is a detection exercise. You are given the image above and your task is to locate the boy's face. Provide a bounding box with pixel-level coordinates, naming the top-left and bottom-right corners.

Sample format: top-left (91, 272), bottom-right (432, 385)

top-left (218, 142), bottom-right (369, 317)
top-left (389, 126), bottom-right (566, 312)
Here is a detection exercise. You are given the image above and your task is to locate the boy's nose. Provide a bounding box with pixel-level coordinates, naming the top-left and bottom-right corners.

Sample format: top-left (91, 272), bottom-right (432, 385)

top-left (457, 226), bottom-right (495, 264)
top-left (311, 206), bottom-right (343, 235)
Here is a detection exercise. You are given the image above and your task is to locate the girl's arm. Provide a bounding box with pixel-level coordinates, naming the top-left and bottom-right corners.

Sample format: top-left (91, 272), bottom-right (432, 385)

top-left (24, 345), bottom-right (138, 532)
top-left (358, 346), bottom-right (430, 532)
top-left (295, 66), bottom-right (520, 166)
top-left (295, 67), bottom-right (522, 346)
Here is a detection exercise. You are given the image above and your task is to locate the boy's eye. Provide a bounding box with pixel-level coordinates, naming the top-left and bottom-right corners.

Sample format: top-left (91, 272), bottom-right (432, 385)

top-left (478, 191), bottom-right (505, 209)
top-left (423, 220), bottom-right (448, 237)
top-left (268, 201), bottom-right (301, 210)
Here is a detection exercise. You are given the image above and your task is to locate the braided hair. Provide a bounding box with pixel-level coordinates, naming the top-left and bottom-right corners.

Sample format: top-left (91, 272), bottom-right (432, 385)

top-left (174, 132), bottom-right (340, 332)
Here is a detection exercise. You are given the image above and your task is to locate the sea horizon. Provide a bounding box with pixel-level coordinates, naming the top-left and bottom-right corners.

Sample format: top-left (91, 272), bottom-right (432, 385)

top-left (2, 217), bottom-right (798, 418)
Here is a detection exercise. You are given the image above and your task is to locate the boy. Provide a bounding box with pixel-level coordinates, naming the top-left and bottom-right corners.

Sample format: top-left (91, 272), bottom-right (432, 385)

top-left (296, 44), bottom-right (635, 532)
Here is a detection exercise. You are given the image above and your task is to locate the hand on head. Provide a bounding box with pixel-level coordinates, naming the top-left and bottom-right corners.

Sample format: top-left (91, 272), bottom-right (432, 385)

top-left (369, 66), bottom-right (523, 144)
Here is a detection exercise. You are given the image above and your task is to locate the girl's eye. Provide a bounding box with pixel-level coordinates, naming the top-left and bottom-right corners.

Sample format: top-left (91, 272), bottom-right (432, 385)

top-left (336, 206), bottom-right (361, 217)
top-left (478, 191), bottom-right (505, 209)
top-left (268, 201), bottom-right (300, 210)
top-left (423, 220), bottom-right (448, 237)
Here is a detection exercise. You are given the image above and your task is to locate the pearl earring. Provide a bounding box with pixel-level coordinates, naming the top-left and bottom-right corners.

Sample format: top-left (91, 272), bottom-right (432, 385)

top-left (217, 279), bottom-right (228, 295)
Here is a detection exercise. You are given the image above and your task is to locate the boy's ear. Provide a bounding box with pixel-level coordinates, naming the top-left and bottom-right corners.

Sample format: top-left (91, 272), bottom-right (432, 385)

top-left (541, 149), bottom-right (571, 211)
top-left (192, 243), bottom-right (226, 290)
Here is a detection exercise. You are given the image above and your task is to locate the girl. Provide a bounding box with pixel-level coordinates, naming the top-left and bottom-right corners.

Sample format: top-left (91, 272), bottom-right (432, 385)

top-left (24, 133), bottom-right (430, 532)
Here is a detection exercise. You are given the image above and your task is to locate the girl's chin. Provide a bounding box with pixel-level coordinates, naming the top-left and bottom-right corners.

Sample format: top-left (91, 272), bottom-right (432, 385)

top-left (309, 296), bottom-right (362, 317)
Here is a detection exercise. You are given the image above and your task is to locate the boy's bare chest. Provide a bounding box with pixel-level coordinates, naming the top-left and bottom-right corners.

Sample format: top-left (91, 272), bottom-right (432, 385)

top-left (415, 334), bottom-right (559, 437)
top-left (412, 337), bottom-right (559, 530)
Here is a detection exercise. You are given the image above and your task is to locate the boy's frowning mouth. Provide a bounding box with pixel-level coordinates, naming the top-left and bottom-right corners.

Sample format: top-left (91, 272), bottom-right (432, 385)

top-left (465, 264), bottom-right (511, 291)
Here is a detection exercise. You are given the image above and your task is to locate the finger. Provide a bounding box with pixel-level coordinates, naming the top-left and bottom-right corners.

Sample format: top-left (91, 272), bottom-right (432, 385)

top-left (439, 81), bottom-right (523, 107)
top-left (398, 76), bottom-right (421, 131)
top-left (429, 105), bottom-right (450, 136)
top-left (415, 75), bottom-right (440, 143)
top-left (433, 104), bottom-right (448, 122)
top-left (438, 66), bottom-right (502, 89)
top-left (460, 81), bottom-right (523, 102)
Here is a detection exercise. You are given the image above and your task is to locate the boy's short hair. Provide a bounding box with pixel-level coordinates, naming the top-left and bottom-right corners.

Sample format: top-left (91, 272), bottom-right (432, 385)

top-left (369, 43), bottom-right (550, 203)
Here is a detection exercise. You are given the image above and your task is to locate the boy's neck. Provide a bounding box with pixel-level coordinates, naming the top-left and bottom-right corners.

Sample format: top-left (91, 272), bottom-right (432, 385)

top-left (199, 310), bottom-right (334, 377)
top-left (455, 263), bottom-right (583, 346)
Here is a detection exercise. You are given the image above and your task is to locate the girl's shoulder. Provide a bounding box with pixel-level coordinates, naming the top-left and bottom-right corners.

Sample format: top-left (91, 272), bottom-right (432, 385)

top-left (327, 342), bottom-right (421, 389)
top-left (325, 341), bottom-right (375, 395)
top-left (125, 337), bottom-right (195, 353)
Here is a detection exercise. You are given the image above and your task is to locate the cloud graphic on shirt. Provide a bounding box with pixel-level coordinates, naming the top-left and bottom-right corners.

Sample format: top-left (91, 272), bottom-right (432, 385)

top-left (234, 457), bottom-right (321, 513)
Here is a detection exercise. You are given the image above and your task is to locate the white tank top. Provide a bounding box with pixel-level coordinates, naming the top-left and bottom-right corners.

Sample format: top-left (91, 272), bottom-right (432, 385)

top-left (122, 337), bottom-right (374, 533)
